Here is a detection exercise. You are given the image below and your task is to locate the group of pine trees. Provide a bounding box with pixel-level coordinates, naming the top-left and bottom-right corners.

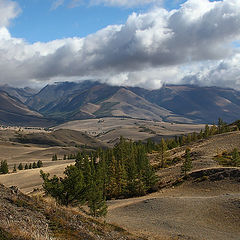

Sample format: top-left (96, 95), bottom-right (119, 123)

top-left (41, 137), bottom-right (158, 217)
top-left (52, 153), bottom-right (75, 161)
top-left (144, 118), bottom-right (234, 156)
top-left (13, 160), bottom-right (43, 172)
top-left (215, 148), bottom-right (240, 167)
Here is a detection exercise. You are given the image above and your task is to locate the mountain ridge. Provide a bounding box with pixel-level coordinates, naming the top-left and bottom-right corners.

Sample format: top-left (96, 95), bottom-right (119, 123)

top-left (1, 81), bottom-right (240, 126)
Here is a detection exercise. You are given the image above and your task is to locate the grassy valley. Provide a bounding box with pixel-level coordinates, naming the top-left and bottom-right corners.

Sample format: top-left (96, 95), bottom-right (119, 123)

top-left (0, 118), bottom-right (239, 239)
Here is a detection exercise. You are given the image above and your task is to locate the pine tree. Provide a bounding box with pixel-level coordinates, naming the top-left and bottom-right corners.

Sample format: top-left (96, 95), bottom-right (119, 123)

top-left (37, 160), bottom-right (43, 168)
top-left (52, 154), bottom-right (57, 161)
top-left (18, 163), bottom-right (23, 170)
top-left (41, 165), bottom-right (86, 206)
top-left (198, 129), bottom-right (204, 139)
top-left (25, 163), bottom-right (29, 170)
top-left (158, 138), bottom-right (168, 168)
top-left (204, 124), bottom-right (210, 138)
top-left (13, 164), bottom-right (17, 173)
top-left (0, 160), bottom-right (9, 174)
top-left (87, 181), bottom-right (107, 217)
top-left (181, 148), bottom-right (192, 176)
top-left (33, 162), bottom-right (37, 168)
top-left (210, 125), bottom-right (218, 135)
top-left (232, 148), bottom-right (240, 167)
top-left (29, 163), bottom-right (32, 169)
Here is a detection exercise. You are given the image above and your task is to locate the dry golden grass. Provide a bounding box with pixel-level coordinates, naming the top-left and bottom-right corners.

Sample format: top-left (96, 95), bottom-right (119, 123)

top-left (56, 117), bottom-right (205, 145)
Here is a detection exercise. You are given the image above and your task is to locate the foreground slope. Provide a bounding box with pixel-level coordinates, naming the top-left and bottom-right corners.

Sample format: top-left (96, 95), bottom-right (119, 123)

top-left (107, 131), bottom-right (240, 240)
top-left (0, 184), bottom-right (142, 240)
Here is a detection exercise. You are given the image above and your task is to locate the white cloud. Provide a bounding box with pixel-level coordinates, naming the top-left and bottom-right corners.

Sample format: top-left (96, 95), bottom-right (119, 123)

top-left (0, 0), bottom-right (20, 27)
top-left (0, 0), bottom-right (240, 89)
top-left (89, 0), bottom-right (162, 8)
top-left (51, 0), bottom-right (65, 10)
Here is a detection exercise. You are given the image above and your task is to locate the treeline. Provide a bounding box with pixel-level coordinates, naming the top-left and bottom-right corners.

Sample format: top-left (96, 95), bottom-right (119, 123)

top-left (15, 160), bottom-right (43, 171)
top-left (41, 137), bottom-right (158, 217)
top-left (52, 153), bottom-right (76, 161)
top-left (145, 118), bottom-right (235, 154)
top-left (0, 160), bottom-right (43, 175)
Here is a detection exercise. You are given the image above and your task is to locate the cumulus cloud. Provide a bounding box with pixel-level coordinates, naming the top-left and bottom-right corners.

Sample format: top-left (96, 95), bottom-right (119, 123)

top-left (0, 0), bottom-right (20, 27)
top-left (0, 0), bottom-right (240, 89)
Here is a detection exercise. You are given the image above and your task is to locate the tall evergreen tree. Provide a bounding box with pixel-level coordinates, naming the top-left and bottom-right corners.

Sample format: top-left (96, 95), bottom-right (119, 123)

top-left (0, 160), bottom-right (8, 174)
top-left (158, 138), bottom-right (168, 168)
top-left (232, 148), bottom-right (240, 167)
top-left (87, 181), bottom-right (107, 217)
top-left (18, 163), bottom-right (23, 170)
top-left (33, 162), bottom-right (37, 168)
top-left (181, 148), bottom-right (192, 176)
top-left (37, 160), bottom-right (43, 168)
top-left (204, 124), bottom-right (210, 138)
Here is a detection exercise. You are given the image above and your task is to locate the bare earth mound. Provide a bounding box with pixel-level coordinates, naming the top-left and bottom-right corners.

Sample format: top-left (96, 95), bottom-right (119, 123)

top-left (107, 177), bottom-right (240, 240)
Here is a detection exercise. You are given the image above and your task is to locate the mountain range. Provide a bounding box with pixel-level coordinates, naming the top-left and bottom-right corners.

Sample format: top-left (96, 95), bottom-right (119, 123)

top-left (1, 81), bottom-right (240, 126)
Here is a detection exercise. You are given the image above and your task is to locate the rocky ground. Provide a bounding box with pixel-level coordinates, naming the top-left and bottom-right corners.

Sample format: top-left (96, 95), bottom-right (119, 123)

top-left (107, 132), bottom-right (240, 240)
top-left (0, 184), bottom-right (143, 240)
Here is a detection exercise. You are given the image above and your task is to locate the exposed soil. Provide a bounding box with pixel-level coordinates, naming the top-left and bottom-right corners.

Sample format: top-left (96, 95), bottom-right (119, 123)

top-left (107, 132), bottom-right (240, 240)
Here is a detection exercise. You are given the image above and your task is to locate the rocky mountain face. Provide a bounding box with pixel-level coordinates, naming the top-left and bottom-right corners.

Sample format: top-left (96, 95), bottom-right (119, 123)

top-left (1, 81), bottom-right (240, 126)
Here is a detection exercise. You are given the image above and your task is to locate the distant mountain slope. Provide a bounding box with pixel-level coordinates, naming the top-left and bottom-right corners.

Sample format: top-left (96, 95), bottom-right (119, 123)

top-left (4, 81), bottom-right (240, 125)
top-left (0, 91), bottom-right (54, 126)
top-left (95, 88), bottom-right (173, 121)
top-left (0, 85), bottom-right (37, 103)
top-left (130, 85), bottom-right (240, 123)
top-left (26, 81), bottom-right (100, 111)
top-left (26, 81), bottom-right (192, 123)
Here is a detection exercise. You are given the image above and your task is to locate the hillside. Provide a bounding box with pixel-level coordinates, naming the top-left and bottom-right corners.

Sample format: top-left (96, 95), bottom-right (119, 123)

top-left (0, 184), bottom-right (142, 240)
top-left (56, 117), bottom-right (204, 145)
top-left (0, 91), bottom-right (53, 127)
top-left (25, 81), bottom-right (240, 124)
top-left (1, 82), bottom-right (240, 126)
top-left (106, 131), bottom-right (240, 240)
top-left (12, 129), bottom-right (106, 149)
top-left (131, 85), bottom-right (240, 123)
top-left (0, 85), bottom-right (37, 103)
top-left (0, 124), bottom-right (240, 239)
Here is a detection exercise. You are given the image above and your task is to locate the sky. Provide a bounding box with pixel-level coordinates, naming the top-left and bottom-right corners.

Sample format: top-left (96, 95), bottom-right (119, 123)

top-left (0, 0), bottom-right (240, 89)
